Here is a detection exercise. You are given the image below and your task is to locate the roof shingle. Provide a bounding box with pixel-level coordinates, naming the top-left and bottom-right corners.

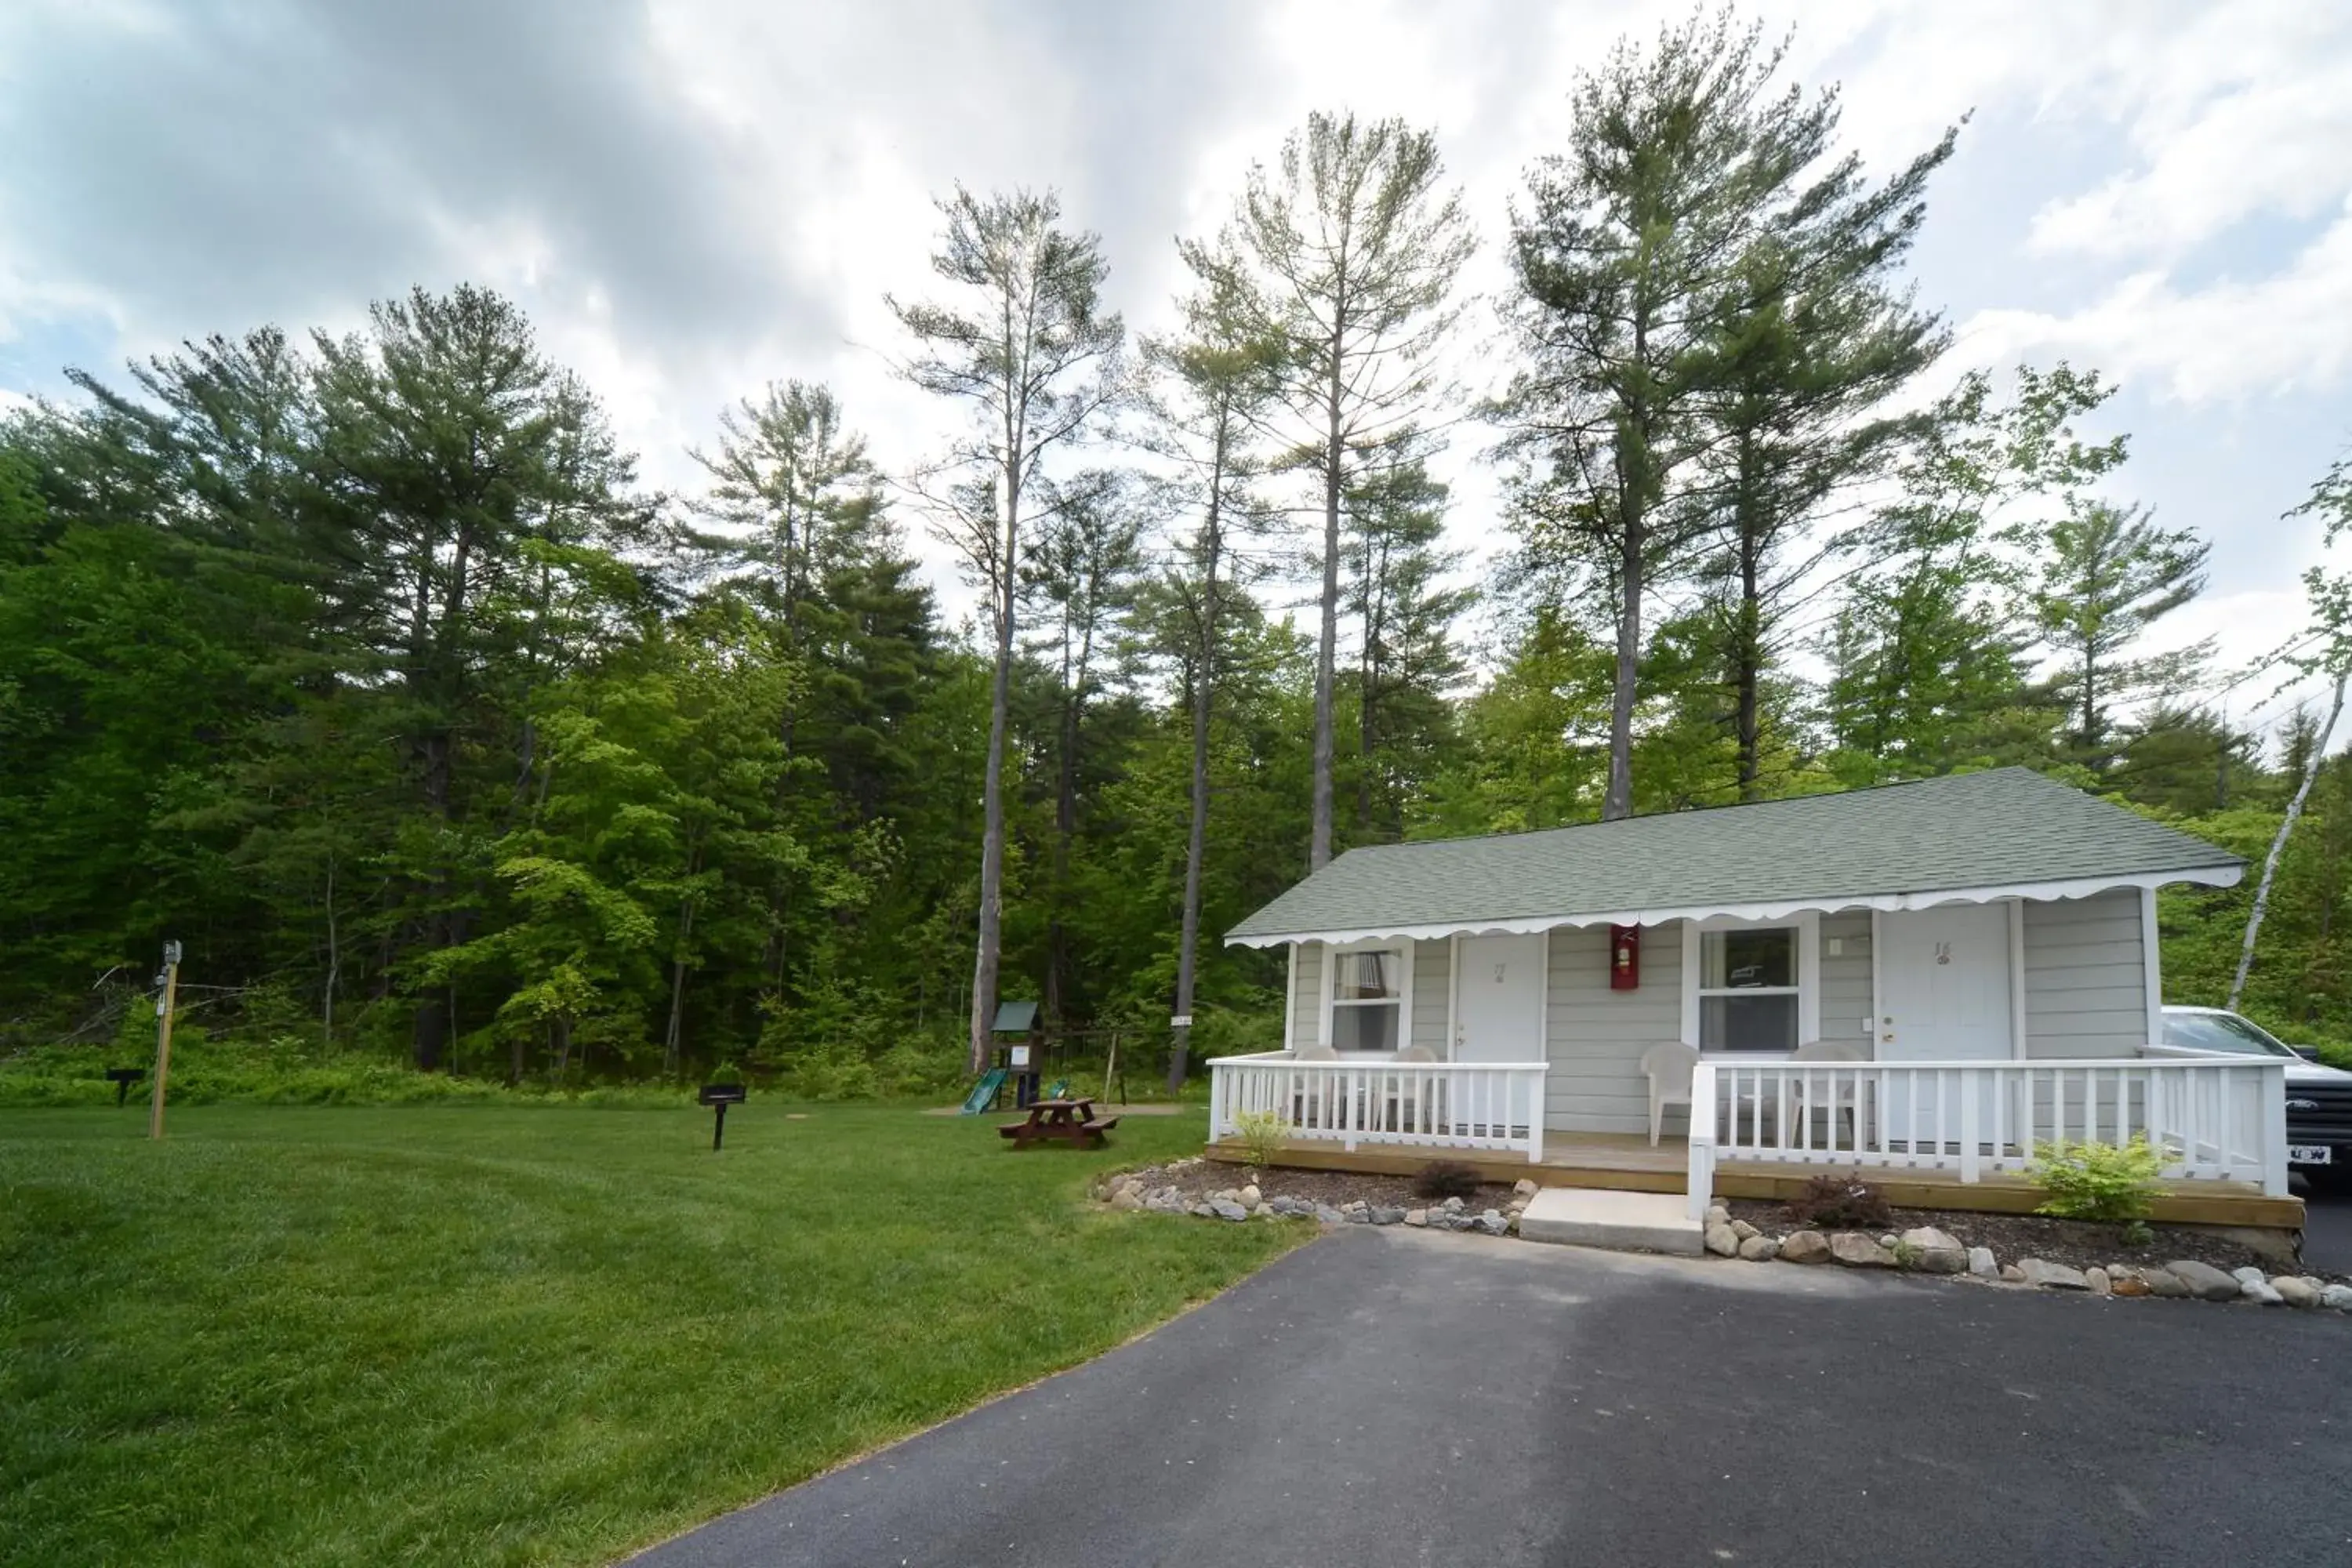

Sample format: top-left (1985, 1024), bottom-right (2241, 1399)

top-left (1226, 768), bottom-right (2241, 943)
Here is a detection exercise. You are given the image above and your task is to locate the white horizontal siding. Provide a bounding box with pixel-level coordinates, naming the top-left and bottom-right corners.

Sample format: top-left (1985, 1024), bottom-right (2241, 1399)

top-left (1545, 921), bottom-right (1685, 1135)
top-left (1817, 910), bottom-right (1872, 1044)
top-left (1289, 942), bottom-right (1322, 1050)
top-left (1412, 938), bottom-right (1450, 1055)
top-left (2024, 890), bottom-right (2147, 1058)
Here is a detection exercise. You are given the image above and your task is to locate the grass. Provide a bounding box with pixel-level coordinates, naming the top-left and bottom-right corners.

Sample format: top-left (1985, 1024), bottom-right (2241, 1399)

top-left (0, 1102), bottom-right (1299, 1567)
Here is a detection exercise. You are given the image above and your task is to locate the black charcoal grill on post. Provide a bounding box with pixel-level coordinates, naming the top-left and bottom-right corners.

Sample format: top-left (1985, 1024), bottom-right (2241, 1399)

top-left (699, 1080), bottom-right (746, 1150)
top-left (106, 1066), bottom-right (147, 1107)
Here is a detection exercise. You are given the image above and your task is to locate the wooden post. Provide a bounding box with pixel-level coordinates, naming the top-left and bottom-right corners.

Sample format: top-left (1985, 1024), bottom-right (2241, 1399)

top-left (149, 941), bottom-right (182, 1141)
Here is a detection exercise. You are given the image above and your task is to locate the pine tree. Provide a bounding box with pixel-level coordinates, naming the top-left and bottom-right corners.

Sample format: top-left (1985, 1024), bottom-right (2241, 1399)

top-left (891, 188), bottom-right (1124, 1074)
top-left (1189, 112), bottom-right (1472, 869)
top-left (2027, 499), bottom-right (2211, 769)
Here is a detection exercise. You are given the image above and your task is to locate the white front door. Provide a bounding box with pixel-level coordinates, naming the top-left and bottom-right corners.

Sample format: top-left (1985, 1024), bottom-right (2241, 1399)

top-left (1454, 933), bottom-right (1545, 1062)
top-left (1878, 903), bottom-right (2013, 1148)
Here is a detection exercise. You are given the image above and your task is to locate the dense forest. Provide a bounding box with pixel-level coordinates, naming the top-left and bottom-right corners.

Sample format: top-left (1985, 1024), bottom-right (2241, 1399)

top-left (5, 14), bottom-right (2352, 1094)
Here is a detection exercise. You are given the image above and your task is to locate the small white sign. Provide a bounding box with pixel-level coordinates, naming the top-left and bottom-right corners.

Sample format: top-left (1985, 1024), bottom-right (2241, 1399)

top-left (1009, 1044), bottom-right (1030, 1067)
top-left (1170, 1014), bottom-right (1193, 1028)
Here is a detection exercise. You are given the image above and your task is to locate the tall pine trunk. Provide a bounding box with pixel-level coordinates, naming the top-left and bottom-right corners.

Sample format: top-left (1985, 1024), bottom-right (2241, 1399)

top-left (967, 475), bottom-right (1020, 1076)
top-left (1310, 429), bottom-right (1341, 869)
top-left (1733, 513), bottom-right (1764, 800)
top-left (1605, 503), bottom-right (1643, 822)
top-left (1170, 504), bottom-right (1224, 1094)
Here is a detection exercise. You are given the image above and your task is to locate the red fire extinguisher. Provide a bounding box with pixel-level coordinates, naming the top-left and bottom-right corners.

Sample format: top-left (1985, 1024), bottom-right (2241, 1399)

top-left (1610, 924), bottom-right (1640, 991)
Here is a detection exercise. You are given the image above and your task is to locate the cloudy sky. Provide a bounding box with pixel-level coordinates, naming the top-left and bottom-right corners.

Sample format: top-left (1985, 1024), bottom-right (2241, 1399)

top-left (5, 0), bottom-right (2350, 733)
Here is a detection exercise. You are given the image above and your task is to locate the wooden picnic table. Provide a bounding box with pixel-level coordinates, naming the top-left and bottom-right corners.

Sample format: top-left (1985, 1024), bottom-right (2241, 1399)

top-left (999, 1097), bottom-right (1121, 1150)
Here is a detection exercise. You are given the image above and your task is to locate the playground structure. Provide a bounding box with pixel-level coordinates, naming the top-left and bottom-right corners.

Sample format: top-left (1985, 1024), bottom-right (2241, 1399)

top-left (960, 1003), bottom-right (1138, 1115)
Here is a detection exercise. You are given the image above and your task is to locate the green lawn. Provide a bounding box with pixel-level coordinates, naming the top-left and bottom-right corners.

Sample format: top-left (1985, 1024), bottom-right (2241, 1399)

top-left (0, 1102), bottom-right (1297, 1567)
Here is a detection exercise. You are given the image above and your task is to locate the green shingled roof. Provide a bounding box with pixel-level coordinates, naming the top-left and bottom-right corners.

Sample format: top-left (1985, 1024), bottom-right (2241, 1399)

top-left (1225, 768), bottom-right (2241, 944)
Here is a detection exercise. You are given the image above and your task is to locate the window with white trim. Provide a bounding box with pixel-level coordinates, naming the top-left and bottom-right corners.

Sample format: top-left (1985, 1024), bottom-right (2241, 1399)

top-left (1329, 946), bottom-right (1404, 1051)
top-left (1698, 926), bottom-right (1798, 1051)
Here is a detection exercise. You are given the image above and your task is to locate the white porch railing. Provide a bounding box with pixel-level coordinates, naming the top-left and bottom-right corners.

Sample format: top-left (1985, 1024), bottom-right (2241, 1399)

top-left (1208, 1051), bottom-right (1550, 1162)
top-left (1683, 1056), bottom-right (2291, 1219)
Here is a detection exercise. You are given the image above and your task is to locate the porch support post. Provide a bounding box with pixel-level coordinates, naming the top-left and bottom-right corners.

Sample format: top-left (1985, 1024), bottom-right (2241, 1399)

top-left (1685, 1060), bottom-right (1717, 1220)
top-left (2262, 1060), bottom-right (2289, 1197)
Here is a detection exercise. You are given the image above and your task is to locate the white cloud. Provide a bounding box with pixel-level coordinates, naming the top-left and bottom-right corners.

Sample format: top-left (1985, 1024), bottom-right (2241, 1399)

top-left (1954, 199), bottom-right (2352, 403)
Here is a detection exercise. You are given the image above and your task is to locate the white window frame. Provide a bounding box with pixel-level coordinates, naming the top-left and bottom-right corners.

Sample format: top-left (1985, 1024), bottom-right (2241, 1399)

top-left (1680, 912), bottom-right (1820, 1057)
top-left (1319, 938), bottom-right (1414, 1055)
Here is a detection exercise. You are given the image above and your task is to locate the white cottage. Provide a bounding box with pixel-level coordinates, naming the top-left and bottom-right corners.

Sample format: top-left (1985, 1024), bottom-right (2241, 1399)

top-left (1210, 768), bottom-right (2298, 1220)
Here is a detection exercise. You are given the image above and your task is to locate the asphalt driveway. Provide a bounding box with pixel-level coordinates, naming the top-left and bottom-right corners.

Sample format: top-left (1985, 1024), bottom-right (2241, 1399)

top-left (627, 1228), bottom-right (2351, 1568)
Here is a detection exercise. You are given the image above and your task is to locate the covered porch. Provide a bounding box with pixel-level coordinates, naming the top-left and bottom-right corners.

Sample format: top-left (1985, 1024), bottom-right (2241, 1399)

top-left (1205, 1051), bottom-right (2302, 1229)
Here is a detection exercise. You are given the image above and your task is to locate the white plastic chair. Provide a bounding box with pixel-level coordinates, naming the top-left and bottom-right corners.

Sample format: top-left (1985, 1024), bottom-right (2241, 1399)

top-left (1392, 1044), bottom-right (1439, 1133)
top-left (1789, 1039), bottom-right (1868, 1145)
top-left (1639, 1040), bottom-right (1699, 1147)
top-left (1290, 1041), bottom-right (1338, 1130)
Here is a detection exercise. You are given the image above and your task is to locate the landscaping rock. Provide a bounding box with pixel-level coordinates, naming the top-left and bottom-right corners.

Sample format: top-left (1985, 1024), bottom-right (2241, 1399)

top-left (1704, 1204), bottom-right (1731, 1228)
top-left (2108, 1267), bottom-right (2151, 1298)
top-left (1730, 1218), bottom-right (1759, 1241)
top-left (2017, 1258), bottom-right (2089, 1290)
top-left (1370, 1206), bottom-right (1406, 1226)
top-left (1209, 1200), bottom-right (1248, 1222)
top-left (1966, 1246), bottom-right (1998, 1279)
top-left (1737, 1234), bottom-right (1779, 1261)
top-left (1830, 1232), bottom-right (1896, 1268)
top-left (1475, 1210), bottom-right (1510, 1236)
top-left (1704, 1223), bottom-right (1739, 1258)
top-left (2145, 1269), bottom-right (2192, 1299)
top-left (1189, 1203), bottom-right (1215, 1218)
top-left (1442, 1196), bottom-right (1466, 1214)
top-left (1109, 1188), bottom-right (1143, 1210)
top-left (2085, 1267), bottom-right (2111, 1296)
top-left (1404, 1209), bottom-right (1428, 1228)
top-left (1778, 1229), bottom-right (1831, 1264)
top-left (2165, 1260), bottom-right (2245, 1301)
top-left (2232, 1265), bottom-right (2268, 1288)
top-left (2270, 1276), bottom-right (2321, 1308)
top-left (1899, 1227), bottom-right (1967, 1275)
top-left (1313, 1203), bottom-right (1345, 1225)
top-left (2000, 1264), bottom-right (2026, 1283)
top-left (2241, 1276), bottom-right (2285, 1305)
top-left (1239, 1185), bottom-right (1261, 1210)
top-left (1512, 1178), bottom-right (1539, 1198)
top-left (2321, 1283), bottom-right (2352, 1312)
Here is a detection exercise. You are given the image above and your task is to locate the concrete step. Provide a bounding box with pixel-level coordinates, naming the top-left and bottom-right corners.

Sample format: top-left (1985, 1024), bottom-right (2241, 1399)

top-left (1518, 1186), bottom-right (1703, 1255)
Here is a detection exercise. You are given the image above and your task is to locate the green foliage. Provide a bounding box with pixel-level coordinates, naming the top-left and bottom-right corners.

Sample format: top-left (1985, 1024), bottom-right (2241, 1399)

top-left (1231, 1108), bottom-right (1290, 1171)
top-left (2028, 1135), bottom-right (2164, 1222)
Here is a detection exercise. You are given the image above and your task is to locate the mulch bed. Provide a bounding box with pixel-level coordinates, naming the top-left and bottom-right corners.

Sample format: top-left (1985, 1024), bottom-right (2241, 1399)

top-left (1723, 1198), bottom-right (2333, 1281)
top-left (1116, 1159), bottom-right (1519, 1215)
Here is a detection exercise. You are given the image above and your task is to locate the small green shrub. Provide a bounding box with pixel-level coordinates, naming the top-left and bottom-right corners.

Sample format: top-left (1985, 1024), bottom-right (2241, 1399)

top-left (2119, 1218), bottom-right (2156, 1248)
top-left (1232, 1109), bottom-right (1290, 1171)
top-left (1412, 1160), bottom-right (1483, 1202)
top-left (2029, 1135), bottom-right (2162, 1222)
top-left (1785, 1172), bottom-right (1893, 1232)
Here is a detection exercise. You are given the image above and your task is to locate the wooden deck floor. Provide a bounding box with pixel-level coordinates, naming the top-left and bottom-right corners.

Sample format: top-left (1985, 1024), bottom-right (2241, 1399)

top-left (1203, 1134), bottom-right (2305, 1230)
